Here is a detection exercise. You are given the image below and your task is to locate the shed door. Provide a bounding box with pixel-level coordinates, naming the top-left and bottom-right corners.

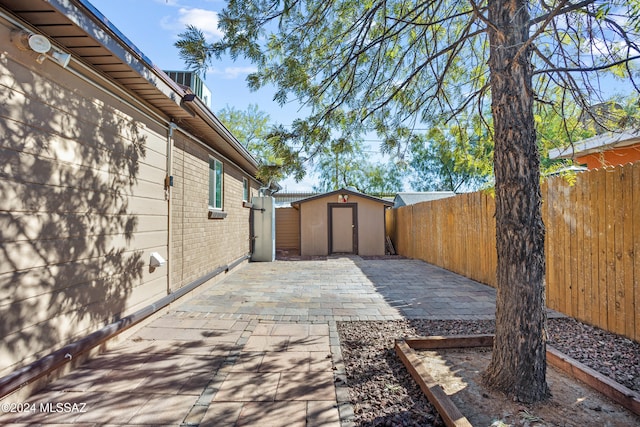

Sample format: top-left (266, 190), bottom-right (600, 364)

top-left (330, 205), bottom-right (356, 254)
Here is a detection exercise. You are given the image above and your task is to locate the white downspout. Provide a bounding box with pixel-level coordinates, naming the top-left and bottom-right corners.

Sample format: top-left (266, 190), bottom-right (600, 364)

top-left (166, 123), bottom-right (177, 295)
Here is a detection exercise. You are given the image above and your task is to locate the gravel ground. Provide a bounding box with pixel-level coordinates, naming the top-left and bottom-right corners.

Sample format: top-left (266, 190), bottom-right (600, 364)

top-left (336, 317), bottom-right (640, 427)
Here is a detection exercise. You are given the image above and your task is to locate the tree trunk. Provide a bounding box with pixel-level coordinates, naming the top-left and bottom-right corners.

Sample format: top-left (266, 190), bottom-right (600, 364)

top-left (483, 0), bottom-right (550, 403)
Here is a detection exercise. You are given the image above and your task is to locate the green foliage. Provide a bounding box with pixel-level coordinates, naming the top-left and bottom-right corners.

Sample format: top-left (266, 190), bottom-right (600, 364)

top-left (215, 104), bottom-right (299, 183)
top-left (217, 104), bottom-right (271, 160)
top-left (175, 26), bottom-right (213, 76)
top-left (311, 138), bottom-right (406, 193)
top-left (177, 0), bottom-right (493, 167)
top-left (409, 120), bottom-right (493, 192)
top-left (360, 162), bottom-right (406, 194)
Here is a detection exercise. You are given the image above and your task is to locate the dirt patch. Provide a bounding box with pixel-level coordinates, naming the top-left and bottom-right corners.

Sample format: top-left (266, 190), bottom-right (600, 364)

top-left (415, 347), bottom-right (640, 427)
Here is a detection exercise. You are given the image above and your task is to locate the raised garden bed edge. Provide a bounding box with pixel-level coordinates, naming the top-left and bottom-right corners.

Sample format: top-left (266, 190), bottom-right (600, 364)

top-left (395, 334), bottom-right (640, 427)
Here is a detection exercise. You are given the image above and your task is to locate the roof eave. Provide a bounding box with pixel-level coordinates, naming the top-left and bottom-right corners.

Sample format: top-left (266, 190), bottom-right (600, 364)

top-left (293, 188), bottom-right (394, 207)
top-left (0, 0), bottom-right (261, 178)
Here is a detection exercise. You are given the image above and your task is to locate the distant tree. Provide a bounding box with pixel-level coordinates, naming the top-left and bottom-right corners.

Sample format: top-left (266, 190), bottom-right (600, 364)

top-left (217, 104), bottom-right (271, 161)
top-left (409, 121), bottom-right (493, 192)
top-left (216, 104), bottom-right (299, 183)
top-left (358, 162), bottom-right (406, 194)
top-left (177, 0), bottom-right (640, 403)
top-left (409, 94), bottom-right (640, 189)
top-left (616, 95), bottom-right (640, 130)
top-left (311, 138), bottom-right (405, 193)
top-left (312, 137), bottom-right (362, 191)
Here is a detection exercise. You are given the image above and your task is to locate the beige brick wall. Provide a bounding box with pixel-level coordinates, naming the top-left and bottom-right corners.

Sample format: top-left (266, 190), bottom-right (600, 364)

top-left (171, 133), bottom-right (258, 289)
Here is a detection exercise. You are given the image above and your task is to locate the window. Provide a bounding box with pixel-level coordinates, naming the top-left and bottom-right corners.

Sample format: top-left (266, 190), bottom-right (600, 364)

top-left (208, 158), bottom-right (223, 210)
top-left (243, 177), bottom-right (249, 202)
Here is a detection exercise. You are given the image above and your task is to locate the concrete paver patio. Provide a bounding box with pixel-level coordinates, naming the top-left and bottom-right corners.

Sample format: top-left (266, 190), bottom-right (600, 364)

top-left (1, 256), bottom-right (500, 426)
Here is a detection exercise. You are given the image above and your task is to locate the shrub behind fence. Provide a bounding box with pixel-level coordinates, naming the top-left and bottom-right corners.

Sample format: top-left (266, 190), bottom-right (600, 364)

top-left (386, 162), bottom-right (640, 342)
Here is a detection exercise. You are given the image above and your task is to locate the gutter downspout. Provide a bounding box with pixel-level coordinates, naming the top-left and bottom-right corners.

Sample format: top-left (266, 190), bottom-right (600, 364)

top-left (166, 123), bottom-right (177, 295)
top-left (258, 180), bottom-right (273, 197)
top-left (258, 180), bottom-right (282, 197)
top-left (251, 181), bottom-right (272, 257)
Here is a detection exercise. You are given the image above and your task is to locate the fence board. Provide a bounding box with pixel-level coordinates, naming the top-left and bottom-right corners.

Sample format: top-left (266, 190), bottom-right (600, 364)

top-left (541, 181), bottom-right (550, 306)
top-left (545, 179), bottom-right (559, 311)
top-left (486, 193), bottom-right (497, 287)
top-left (570, 178), bottom-right (579, 318)
top-left (622, 164), bottom-right (635, 339)
top-left (590, 168), bottom-right (603, 329)
top-left (605, 169), bottom-right (617, 332)
top-left (469, 193), bottom-right (480, 279)
top-left (433, 202), bottom-right (442, 266)
top-left (385, 208), bottom-right (396, 247)
top-left (585, 173), bottom-right (595, 321)
top-left (597, 168), bottom-right (609, 330)
top-left (415, 203), bottom-right (424, 260)
top-left (424, 203), bottom-right (432, 261)
top-left (275, 207), bottom-right (300, 252)
top-left (554, 178), bottom-right (566, 313)
top-left (574, 174), bottom-right (585, 321)
top-left (615, 167), bottom-right (626, 336)
top-left (556, 178), bottom-right (569, 314)
top-left (447, 199), bottom-right (456, 273)
top-left (633, 163), bottom-right (640, 341)
top-left (579, 178), bottom-right (588, 322)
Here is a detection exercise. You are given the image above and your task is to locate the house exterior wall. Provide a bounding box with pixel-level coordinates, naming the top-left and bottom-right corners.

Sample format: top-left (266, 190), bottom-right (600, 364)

top-left (299, 194), bottom-right (387, 256)
top-left (576, 145), bottom-right (640, 169)
top-left (170, 132), bottom-right (257, 290)
top-left (0, 23), bottom-right (169, 376)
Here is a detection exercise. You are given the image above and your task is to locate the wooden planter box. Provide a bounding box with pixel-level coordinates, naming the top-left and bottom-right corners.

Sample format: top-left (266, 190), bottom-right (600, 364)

top-left (395, 335), bottom-right (640, 427)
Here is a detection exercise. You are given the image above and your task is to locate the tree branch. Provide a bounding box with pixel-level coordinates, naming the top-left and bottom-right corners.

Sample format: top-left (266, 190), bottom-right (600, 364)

top-left (468, 0), bottom-right (498, 34)
top-left (532, 55), bottom-right (640, 75)
top-left (515, 0), bottom-right (570, 64)
top-left (529, 0), bottom-right (597, 27)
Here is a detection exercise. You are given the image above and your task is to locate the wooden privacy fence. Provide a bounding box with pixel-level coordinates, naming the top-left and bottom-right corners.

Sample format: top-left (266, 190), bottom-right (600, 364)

top-left (386, 162), bottom-right (640, 343)
top-left (275, 207), bottom-right (300, 254)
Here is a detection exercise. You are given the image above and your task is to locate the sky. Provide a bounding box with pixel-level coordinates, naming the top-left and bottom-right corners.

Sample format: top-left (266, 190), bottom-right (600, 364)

top-left (87, 0), bottom-right (320, 191)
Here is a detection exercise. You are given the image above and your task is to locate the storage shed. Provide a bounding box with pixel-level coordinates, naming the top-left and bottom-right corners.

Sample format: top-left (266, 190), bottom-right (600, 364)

top-left (292, 188), bottom-right (393, 256)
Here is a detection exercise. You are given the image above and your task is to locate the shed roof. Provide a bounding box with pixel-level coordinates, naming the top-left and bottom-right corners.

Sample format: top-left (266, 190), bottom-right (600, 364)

top-left (292, 188), bottom-right (394, 207)
top-left (548, 130), bottom-right (640, 160)
top-left (393, 192), bottom-right (455, 208)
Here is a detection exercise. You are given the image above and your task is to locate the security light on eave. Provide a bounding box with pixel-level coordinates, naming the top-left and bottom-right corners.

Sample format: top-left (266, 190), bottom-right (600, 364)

top-left (12, 30), bottom-right (50, 53)
top-left (11, 30), bottom-right (71, 69)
